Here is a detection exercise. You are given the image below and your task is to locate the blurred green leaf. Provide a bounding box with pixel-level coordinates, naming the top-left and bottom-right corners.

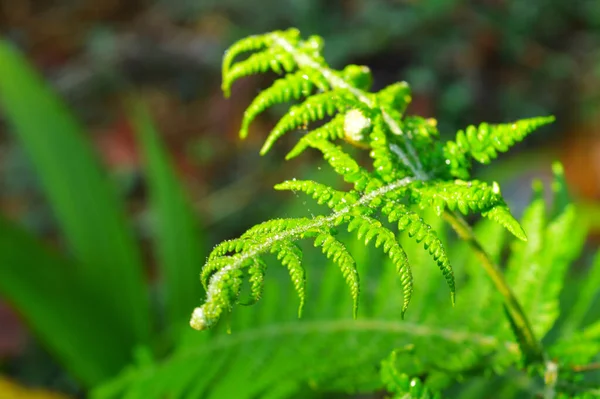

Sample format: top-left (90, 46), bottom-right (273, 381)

top-left (0, 217), bottom-right (132, 385)
top-left (0, 40), bottom-right (150, 373)
top-left (130, 102), bottom-right (205, 341)
top-left (562, 250), bottom-right (600, 335)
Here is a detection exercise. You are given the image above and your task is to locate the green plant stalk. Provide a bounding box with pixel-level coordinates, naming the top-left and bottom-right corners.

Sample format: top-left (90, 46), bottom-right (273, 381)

top-left (272, 32), bottom-right (544, 364)
top-left (443, 210), bottom-right (544, 363)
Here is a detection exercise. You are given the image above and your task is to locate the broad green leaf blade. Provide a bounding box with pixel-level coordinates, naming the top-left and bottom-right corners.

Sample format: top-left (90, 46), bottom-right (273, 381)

top-left (0, 217), bottom-right (132, 385)
top-left (131, 103), bottom-right (205, 339)
top-left (0, 42), bottom-right (150, 348)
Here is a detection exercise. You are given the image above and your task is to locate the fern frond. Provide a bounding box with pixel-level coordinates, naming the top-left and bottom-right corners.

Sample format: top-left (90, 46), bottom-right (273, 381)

top-left (222, 33), bottom-right (273, 84)
top-left (272, 241), bottom-right (306, 317)
top-left (241, 257), bottom-right (266, 305)
top-left (481, 205), bottom-right (528, 242)
top-left (348, 215), bottom-right (412, 317)
top-left (201, 256), bottom-right (240, 289)
top-left (408, 180), bottom-right (526, 240)
top-left (240, 71), bottom-right (317, 138)
top-left (305, 138), bottom-right (377, 192)
top-left (380, 202), bottom-right (455, 304)
top-left (241, 217), bottom-right (314, 238)
top-left (339, 64), bottom-right (373, 90)
top-left (286, 108), bottom-right (373, 160)
top-left (374, 82), bottom-right (412, 116)
top-left (191, 30), bottom-right (559, 379)
top-left (443, 116), bottom-right (555, 179)
top-left (208, 237), bottom-right (253, 260)
top-left (286, 114), bottom-right (345, 159)
top-left (191, 172), bottom-right (460, 330)
top-left (224, 49), bottom-right (296, 97)
top-left (314, 231), bottom-right (360, 317)
top-left (408, 180), bottom-right (500, 216)
top-left (402, 116), bottom-right (440, 140)
top-left (274, 179), bottom-right (358, 211)
top-left (190, 266), bottom-right (243, 330)
top-left (261, 90), bottom-right (366, 155)
top-left (222, 29), bottom-right (301, 96)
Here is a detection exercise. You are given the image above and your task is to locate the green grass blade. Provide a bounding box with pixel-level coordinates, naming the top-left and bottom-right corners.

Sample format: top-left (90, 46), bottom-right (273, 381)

top-left (131, 102), bottom-right (205, 340)
top-left (0, 218), bottom-right (133, 385)
top-left (0, 41), bottom-right (150, 347)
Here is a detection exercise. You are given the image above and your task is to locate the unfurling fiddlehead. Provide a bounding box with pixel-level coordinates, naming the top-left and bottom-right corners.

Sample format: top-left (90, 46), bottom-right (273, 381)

top-left (190, 29), bottom-right (553, 336)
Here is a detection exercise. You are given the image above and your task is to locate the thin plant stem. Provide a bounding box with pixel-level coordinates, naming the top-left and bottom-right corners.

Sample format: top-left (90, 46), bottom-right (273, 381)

top-left (443, 210), bottom-right (544, 363)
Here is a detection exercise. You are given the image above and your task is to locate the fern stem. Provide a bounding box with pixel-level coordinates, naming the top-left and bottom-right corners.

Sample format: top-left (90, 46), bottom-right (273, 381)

top-left (442, 210), bottom-right (545, 363)
top-left (389, 143), bottom-right (425, 179)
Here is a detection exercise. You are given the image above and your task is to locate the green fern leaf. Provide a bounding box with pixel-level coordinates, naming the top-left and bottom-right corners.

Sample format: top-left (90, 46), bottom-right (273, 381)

top-left (306, 138), bottom-right (377, 192)
top-left (274, 179), bottom-right (358, 211)
top-left (408, 180), bottom-right (501, 215)
top-left (313, 231), bottom-right (360, 318)
top-left (190, 266), bottom-right (243, 330)
top-left (339, 64), bottom-right (373, 91)
top-left (286, 114), bottom-right (346, 159)
top-left (191, 31), bottom-right (560, 371)
top-left (201, 256), bottom-right (239, 289)
top-left (240, 71), bottom-right (317, 139)
top-left (380, 202), bottom-right (455, 304)
top-left (348, 215), bottom-right (412, 317)
top-left (260, 90), bottom-right (365, 155)
top-left (241, 217), bottom-right (313, 238)
top-left (402, 116), bottom-right (440, 140)
top-left (191, 175), bottom-right (428, 329)
top-left (224, 49), bottom-right (296, 96)
top-left (374, 82), bottom-right (412, 116)
top-left (222, 30), bottom-right (294, 80)
top-left (444, 116), bottom-right (555, 179)
top-left (208, 237), bottom-right (253, 261)
top-left (481, 205), bottom-right (527, 242)
top-left (408, 180), bottom-right (526, 240)
top-left (241, 257), bottom-right (267, 306)
top-left (222, 29), bottom-right (301, 96)
top-left (272, 241), bottom-right (306, 317)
